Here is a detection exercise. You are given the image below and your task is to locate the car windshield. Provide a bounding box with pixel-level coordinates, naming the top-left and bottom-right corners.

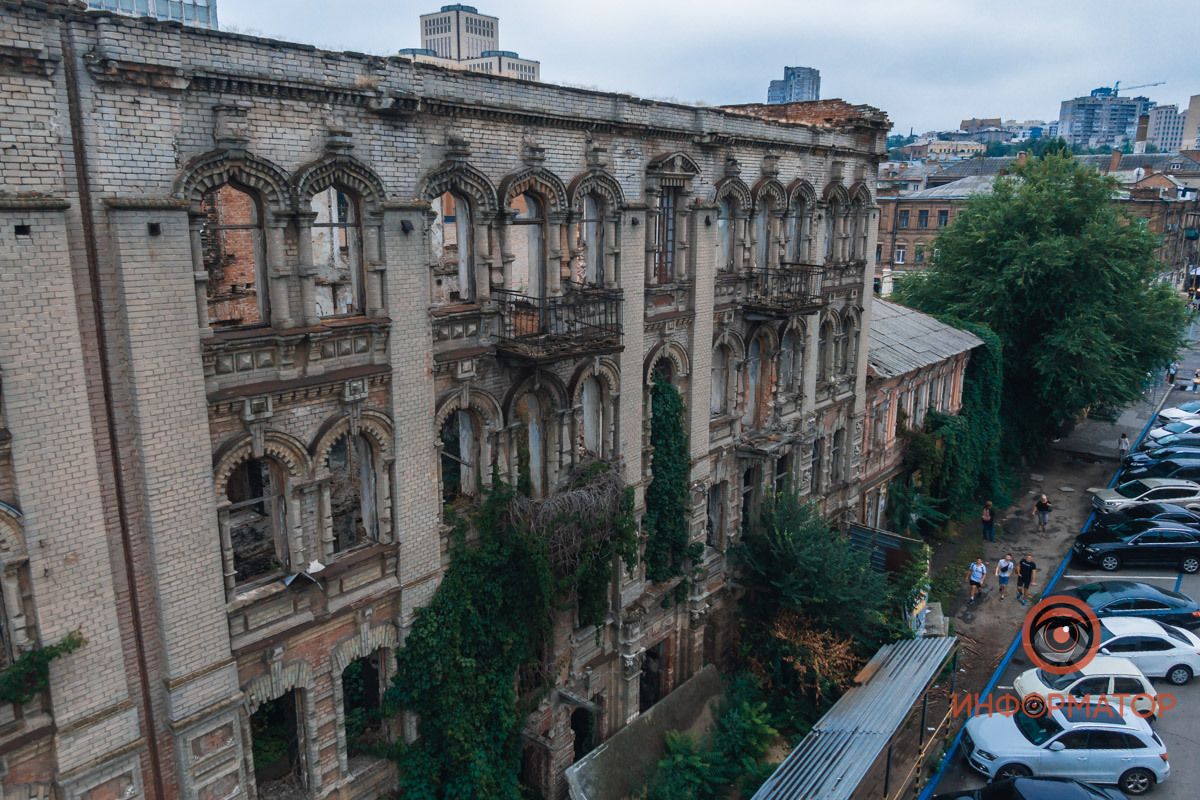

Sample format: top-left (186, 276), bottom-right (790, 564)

top-left (1013, 708), bottom-right (1063, 745)
top-left (1115, 480), bottom-right (1150, 498)
top-left (1074, 583), bottom-right (1105, 601)
top-left (1105, 523), bottom-right (1142, 540)
top-left (1157, 435), bottom-right (1181, 447)
top-left (1155, 621), bottom-right (1190, 645)
top-left (1164, 422), bottom-right (1193, 434)
top-left (1039, 668), bottom-right (1083, 690)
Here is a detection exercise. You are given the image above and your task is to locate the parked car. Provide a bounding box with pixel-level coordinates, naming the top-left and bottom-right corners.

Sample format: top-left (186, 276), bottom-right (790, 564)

top-left (1145, 419), bottom-right (1200, 444)
top-left (1097, 616), bottom-right (1200, 685)
top-left (1156, 401), bottom-right (1200, 425)
top-left (962, 699), bottom-right (1168, 794)
top-left (1092, 479), bottom-right (1200, 514)
top-left (1013, 655), bottom-right (1158, 718)
top-left (1094, 503), bottom-right (1200, 529)
top-left (1120, 458), bottom-right (1200, 482)
top-left (1061, 581), bottom-right (1200, 627)
top-left (1123, 446), bottom-right (1200, 468)
top-left (1138, 432), bottom-right (1200, 452)
top-left (1073, 524), bottom-right (1200, 574)
top-left (933, 776), bottom-right (1128, 799)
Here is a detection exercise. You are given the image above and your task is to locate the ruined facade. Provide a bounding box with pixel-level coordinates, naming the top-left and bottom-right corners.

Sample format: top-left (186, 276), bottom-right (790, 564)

top-left (0, 2), bottom-right (887, 798)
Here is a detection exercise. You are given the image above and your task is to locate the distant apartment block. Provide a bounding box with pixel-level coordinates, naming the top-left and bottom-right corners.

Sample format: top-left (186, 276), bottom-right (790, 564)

top-left (86, 0), bottom-right (217, 28)
top-left (1184, 95), bottom-right (1200, 152)
top-left (400, 4), bottom-right (540, 81)
top-left (1147, 105), bottom-right (1187, 152)
top-left (767, 66), bottom-right (821, 103)
top-left (1058, 87), bottom-right (1154, 149)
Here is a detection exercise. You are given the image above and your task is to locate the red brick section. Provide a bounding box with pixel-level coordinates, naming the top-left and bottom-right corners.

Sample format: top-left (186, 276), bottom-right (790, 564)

top-left (202, 185), bottom-right (263, 327)
top-left (720, 99), bottom-right (890, 129)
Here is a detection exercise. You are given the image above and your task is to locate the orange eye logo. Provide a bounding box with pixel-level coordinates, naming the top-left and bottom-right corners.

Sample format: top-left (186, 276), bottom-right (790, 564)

top-left (1022, 595), bottom-right (1102, 674)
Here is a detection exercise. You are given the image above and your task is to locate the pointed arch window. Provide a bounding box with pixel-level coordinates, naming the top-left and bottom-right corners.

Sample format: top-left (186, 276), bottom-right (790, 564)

top-left (433, 191), bottom-right (475, 302)
top-left (579, 193), bottom-right (605, 286)
top-left (753, 198), bottom-right (774, 274)
top-left (779, 328), bottom-right (802, 392)
top-left (326, 432), bottom-right (379, 554)
top-left (718, 197), bottom-right (737, 272)
top-left (510, 193), bottom-right (547, 298)
top-left (818, 320), bottom-right (833, 383)
top-left (224, 457), bottom-right (287, 584)
top-left (440, 409), bottom-right (480, 501)
top-left (310, 186), bottom-right (364, 318)
top-left (200, 183), bottom-right (267, 328)
top-left (711, 344), bottom-right (731, 417)
top-left (580, 377), bottom-right (603, 455)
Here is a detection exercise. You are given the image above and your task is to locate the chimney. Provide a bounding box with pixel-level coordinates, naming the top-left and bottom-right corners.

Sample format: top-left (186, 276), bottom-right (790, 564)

top-left (1107, 149), bottom-right (1122, 174)
top-left (1016, 150), bottom-right (1029, 167)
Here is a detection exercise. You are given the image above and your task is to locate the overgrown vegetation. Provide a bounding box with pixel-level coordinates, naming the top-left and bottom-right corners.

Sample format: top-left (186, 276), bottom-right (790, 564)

top-left (0, 630), bottom-right (85, 706)
top-left (896, 151), bottom-right (1186, 457)
top-left (384, 462), bottom-right (635, 798)
top-left (644, 377), bottom-right (701, 588)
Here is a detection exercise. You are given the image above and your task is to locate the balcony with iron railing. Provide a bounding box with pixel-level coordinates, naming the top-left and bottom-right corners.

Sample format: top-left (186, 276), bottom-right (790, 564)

top-left (741, 263), bottom-right (825, 317)
top-left (493, 281), bottom-right (623, 363)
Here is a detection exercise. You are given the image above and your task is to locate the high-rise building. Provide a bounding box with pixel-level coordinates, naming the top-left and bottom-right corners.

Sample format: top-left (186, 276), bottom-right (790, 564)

top-left (85, 0), bottom-right (217, 28)
top-left (1058, 87), bottom-right (1154, 149)
top-left (1183, 95), bottom-right (1200, 152)
top-left (1147, 105), bottom-right (1187, 152)
top-left (767, 66), bottom-right (821, 103)
top-left (407, 4), bottom-right (540, 80)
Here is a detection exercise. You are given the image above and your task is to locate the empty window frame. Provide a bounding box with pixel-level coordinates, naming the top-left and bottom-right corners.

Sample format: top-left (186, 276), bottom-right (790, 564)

top-left (250, 691), bottom-right (307, 793)
top-left (200, 184), bottom-right (268, 328)
top-left (654, 189), bottom-right (679, 283)
top-left (432, 191), bottom-right (475, 302)
top-left (440, 409), bottom-right (480, 502)
top-left (579, 193), bottom-right (605, 285)
top-left (310, 187), bottom-right (364, 318)
top-left (225, 458), bottom-right (287, 584)
top-left (342, 653), bottom-right (387, 760)
top-left (326, 433), bottom-right (379, 554)
top-left (510, 193), bottom-right (547, 298)
top-left (711, 345), bottom-right (731, 417)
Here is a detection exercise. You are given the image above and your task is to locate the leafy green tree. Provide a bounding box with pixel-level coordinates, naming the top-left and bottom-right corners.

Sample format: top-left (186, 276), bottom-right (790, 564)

top-left (895, 152), bottom-right (1186, 455)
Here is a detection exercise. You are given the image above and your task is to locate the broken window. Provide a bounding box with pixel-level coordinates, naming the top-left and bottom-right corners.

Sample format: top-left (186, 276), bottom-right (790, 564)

top-left (440, 409), bottom-right (480, 502)
top-left (250, 691), bottom-right (307, 795)
top-left (786, 199), bottom-right (812, 262)
top-left (824, 206), bottom-right (837, 262)
top-left (741, 338), bottom-right (762, 428)
top-left (510, 192), bottom-right (546, 298)
top-left (817, 321), bottom-right (833, 383)
top-left (753, 198), bottom-right (773, 274)
top-left (326, 433), bottom-right (377, 554)
top-left (706, 481), bottom-right (726, 549)
top-left (654, 189), bottom-right (678, 284)
top-left (831, 428), bottom-right (845, 483)
top-left (579, 193), bottom-right (605, 285)
top-left (810, 439), bottom-right (823, 494)
top-left (342, 653), bottom-right (387, 761)
top-left (516, 394), bottom-right (548, 498)
top-left (432, 191), bottom-right (474, 302)
top-left (710, 345), bottom-right (730, 417)
top-left (840, 317), bottom-right (855, 375)
top-left (571, 707), bottom-right (596, 762)
top-left (310, 186), bottom-right (363, 318)
top-left (580, 377), bottom-right (603, 456)
top-left (639, 640), bottom-right (667, 713)
top-left (225, 458), bottom-right (287, 584)
top-left (717, 197), bottom-right (735, 271)
top-left (775, 451), bottom-right (792, 496)
top-left (200, 183), bottom-right (267, 328)
top-left (741, 466), bottom-right (759, 533)
top-left (779, 329), bottom-right (800, 392)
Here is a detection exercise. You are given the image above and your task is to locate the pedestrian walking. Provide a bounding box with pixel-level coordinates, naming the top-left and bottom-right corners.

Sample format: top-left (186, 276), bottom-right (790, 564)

top-left (1192, 369), bottom-right (1200, 394)
top-left (1032, 494), bottom-right (1052, 532)
top-left (1118, 432), bottom-right (1130, 461)
top-left (1017, 552), bottom-right (1038, 605)
top-left (1168, 361), bottom-right (1180, 386)
top-left (995, 553), bottom-right (1015, 601)
top-left (981, 500), bottom-right (996, 542)
top-left (967, 557), bottom-right (987, 604)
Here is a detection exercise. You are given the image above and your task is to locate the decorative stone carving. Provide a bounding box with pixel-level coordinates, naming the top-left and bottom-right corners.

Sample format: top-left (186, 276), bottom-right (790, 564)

top-left (213, 104), bottom-right (251, 154)
top-left (241, 396), bottom-right (274, 458)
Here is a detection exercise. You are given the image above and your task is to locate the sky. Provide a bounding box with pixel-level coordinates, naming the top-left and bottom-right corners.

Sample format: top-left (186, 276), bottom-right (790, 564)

top-left (219, 0), bottom-right (1200, 135)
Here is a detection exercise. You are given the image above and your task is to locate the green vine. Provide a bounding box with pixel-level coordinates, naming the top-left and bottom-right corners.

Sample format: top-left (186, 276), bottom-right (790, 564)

top-left (644, 377), bottom-right (701, 584)
top-left (0, 630), bottom-right (85, 706)
top-left (384, 462), bottom-right (635, 797)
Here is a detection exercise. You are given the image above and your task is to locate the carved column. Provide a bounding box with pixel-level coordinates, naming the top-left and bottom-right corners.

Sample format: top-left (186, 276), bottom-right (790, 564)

top-left (286, 482), bottom-right (306, 571)
top-left (294, 211), bottom-right (320, 327)
top-left (216, 508), bottom-right (236, 595)
top-left (644, 187), bottom-right (660, 285)
top-left (318, 480), bottom-right (334, 560)
top-left (363, 213), bottom-right (385, 317)
top-left (547, 213), bottom-right (565, 296)
top-left (267, 216), bottom-right (294, 329)
top-left (605, 215), bottom-right (620, 287)
top-left (675, 204), bottom-right (691, 282)
top-left (0, 566), bottom-right (29, 651)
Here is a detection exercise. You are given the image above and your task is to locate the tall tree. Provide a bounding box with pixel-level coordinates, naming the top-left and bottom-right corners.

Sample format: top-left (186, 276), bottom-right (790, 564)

top-left (895, 152), bottom-right (1185, 455)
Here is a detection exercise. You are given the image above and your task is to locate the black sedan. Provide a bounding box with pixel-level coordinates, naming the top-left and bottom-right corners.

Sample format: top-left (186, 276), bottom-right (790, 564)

top-left (1060, 580), bottom-right (1200, 628)
top-left (1097, 501), bottom-right (1200, 527)
top-left (1137, 432), bottom-right (1200, 452)
top-left (1120, 457), bottom-right (1200, 481)
top-left (933, 776), bottom-right (1127, 799)
top-left (1074, 521), bottom-right (1200, 573)
top-left (1123, 445), bottom-right (1200, 468)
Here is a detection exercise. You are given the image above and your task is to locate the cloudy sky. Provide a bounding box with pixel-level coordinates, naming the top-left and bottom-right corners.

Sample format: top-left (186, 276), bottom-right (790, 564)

top-left (220, 0), bottom-right (1199, 135)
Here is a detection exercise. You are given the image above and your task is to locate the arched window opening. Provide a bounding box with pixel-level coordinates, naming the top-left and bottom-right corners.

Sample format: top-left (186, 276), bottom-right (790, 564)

top-left (824, 209), bottom-right (836, 263)
top-left (201, 184), bottom-right (267, 328)
top-left (516, 394), bottom-right (548, 498)
top-left (440, 410), bottom-right (479, 501)
top-left (741, 466), bottom-right (760, 534)
top-left (831, 428), bottom-right (846, 483)
top-left (326, 433), bottom-right (377, 554)
top-left (710, 345), bottom-right (730, 417)
top-left (848, 204), bottom-right (862, 261)
top-left (432, 191), bottom-right (474, 302)
top-left (844, 317), bottom-right (859, 375)
top-left (580, 377), bottom-right (603, 456)
top-left (579, 193), bottom-right (605, 286)
top-left (654, 189), bottom-right (679, 284)
top-left (753, 200), bottom-right (773, 274)
top-left (311, 186), bottom-right (363, 318)
top-left (787, 199), bottom-right (812, 262)
top-left (706, 481), bottom-right (727, 549)
top-left (775, 451), bottom-right (792, 495)
top-left (510, 193), bottom-right (547, 298)
top-left (717, 197), bottom-right (736, 272)
top-left (818, 321), bottom-right (833, 383)
top-left (742, 338), bottom-right (764, 428)
top-left (250, 691), bottom-right (307, 794)
top-left (342, 652), bottom-right (387, 762)
top-left (779, 329), bottom-right (797, 392)
top-left (226, 458), bottom-right (287, 584)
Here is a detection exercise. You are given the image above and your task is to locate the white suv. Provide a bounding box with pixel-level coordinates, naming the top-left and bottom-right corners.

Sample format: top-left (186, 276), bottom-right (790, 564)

top-left (963, 701), bottom-right (1169, 795)
top-left (1092, 478), bottom-right (1200, 514)
top-left (1013, 656), bottom-right (1158, 717)
top-left (1099, 616), bottom-right (1200, 685)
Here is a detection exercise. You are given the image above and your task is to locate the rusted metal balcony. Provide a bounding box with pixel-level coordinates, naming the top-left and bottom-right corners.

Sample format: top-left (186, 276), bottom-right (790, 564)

top-left (742, 265), bottom-right (825, 318)
top-left (494, 281), bottom-right (623, 363)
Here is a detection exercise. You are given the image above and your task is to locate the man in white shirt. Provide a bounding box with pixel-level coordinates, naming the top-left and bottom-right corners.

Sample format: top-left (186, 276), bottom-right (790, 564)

top-left (966, 557), bottom-right (987, 604)
top-left (995, 553), bottom-right (1015, 601)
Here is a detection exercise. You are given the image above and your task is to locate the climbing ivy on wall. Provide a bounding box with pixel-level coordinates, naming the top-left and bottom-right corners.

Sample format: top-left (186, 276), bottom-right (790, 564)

top-left (0, 630), bottom-right (85, 706)
top-left (385, 461), bottom-right (636, 798)
top-left (643, 377), bottom-right (701, 586)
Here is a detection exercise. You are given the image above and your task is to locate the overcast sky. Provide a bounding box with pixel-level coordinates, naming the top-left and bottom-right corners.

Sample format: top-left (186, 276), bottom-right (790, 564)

top-left (219, 0), bottom-right (1200, 135)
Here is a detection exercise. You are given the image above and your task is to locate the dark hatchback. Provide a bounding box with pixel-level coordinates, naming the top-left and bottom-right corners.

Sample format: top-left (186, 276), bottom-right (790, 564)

top-left (1095, 502), bottom-right (1200, 529)
top-left (1074, 521), bottom-right (1200, 573)
top-left (1137, 432), bottom-right (1200, 452)
top-left (1123, 445), bottom-right (1200, 468)
top-left (1060, 580), bottom-right (1200, 628)
top-left (1120, 457), bottom-right (1200, 482)
top-left (932, 776), bottom-right (1127, 799)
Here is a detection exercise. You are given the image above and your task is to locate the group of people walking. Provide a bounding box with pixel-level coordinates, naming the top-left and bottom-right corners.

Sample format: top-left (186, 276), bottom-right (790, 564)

top-left (965, 495), bottom-right (1051, 605)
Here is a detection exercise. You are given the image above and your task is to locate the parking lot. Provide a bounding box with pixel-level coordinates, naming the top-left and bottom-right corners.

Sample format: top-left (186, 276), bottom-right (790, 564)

top-left (935, 552), bottom-right (1200, 798)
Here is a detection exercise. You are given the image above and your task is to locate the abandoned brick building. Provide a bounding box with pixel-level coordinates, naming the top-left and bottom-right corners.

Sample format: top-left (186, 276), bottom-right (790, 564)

top-left (0, 1), bottom-right (888, 797)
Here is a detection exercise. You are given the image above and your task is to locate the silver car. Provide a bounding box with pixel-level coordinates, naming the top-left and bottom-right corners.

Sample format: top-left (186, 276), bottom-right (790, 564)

top-left (1092, 478), bottom-right (1200, 514)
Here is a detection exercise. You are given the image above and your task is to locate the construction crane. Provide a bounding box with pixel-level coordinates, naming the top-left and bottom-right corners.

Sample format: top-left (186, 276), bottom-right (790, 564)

top-left (1113, 80), bottom-right (1165, 95)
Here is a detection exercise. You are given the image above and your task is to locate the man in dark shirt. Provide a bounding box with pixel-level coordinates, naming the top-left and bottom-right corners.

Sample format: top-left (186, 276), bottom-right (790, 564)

top-left (1017, 552), bottom-right (1038, 605)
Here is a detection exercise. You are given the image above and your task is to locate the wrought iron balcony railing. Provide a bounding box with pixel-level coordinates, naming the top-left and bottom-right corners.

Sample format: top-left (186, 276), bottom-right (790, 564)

top-left (493, 282), bottom-right (622, 363)
top-left (742, 265), bottom-right (825, 317)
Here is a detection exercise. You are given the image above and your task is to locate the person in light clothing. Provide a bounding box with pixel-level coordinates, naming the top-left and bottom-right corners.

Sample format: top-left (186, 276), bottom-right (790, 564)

top-left (966, 557), bottom-right (987, 604)
top-left (995, 553), bottom-right (1015, 601)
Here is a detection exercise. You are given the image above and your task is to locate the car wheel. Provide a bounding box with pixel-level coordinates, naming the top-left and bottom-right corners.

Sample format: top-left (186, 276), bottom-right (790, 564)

top-left (1100, 554), bottom-right (1122, 571)
top-left (994, 763), bottom-right (1032, 781)
top-left (1120, 767), bottom-right (1156, 796)
top-left (1183, 556), bottom-right (1200, 574)
top-left (1167, 664), bottom-right (1193, 685)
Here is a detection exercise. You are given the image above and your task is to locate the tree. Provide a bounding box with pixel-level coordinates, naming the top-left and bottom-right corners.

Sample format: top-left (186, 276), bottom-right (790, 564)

top-left (895, 152), bottom-right (1185, 455)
